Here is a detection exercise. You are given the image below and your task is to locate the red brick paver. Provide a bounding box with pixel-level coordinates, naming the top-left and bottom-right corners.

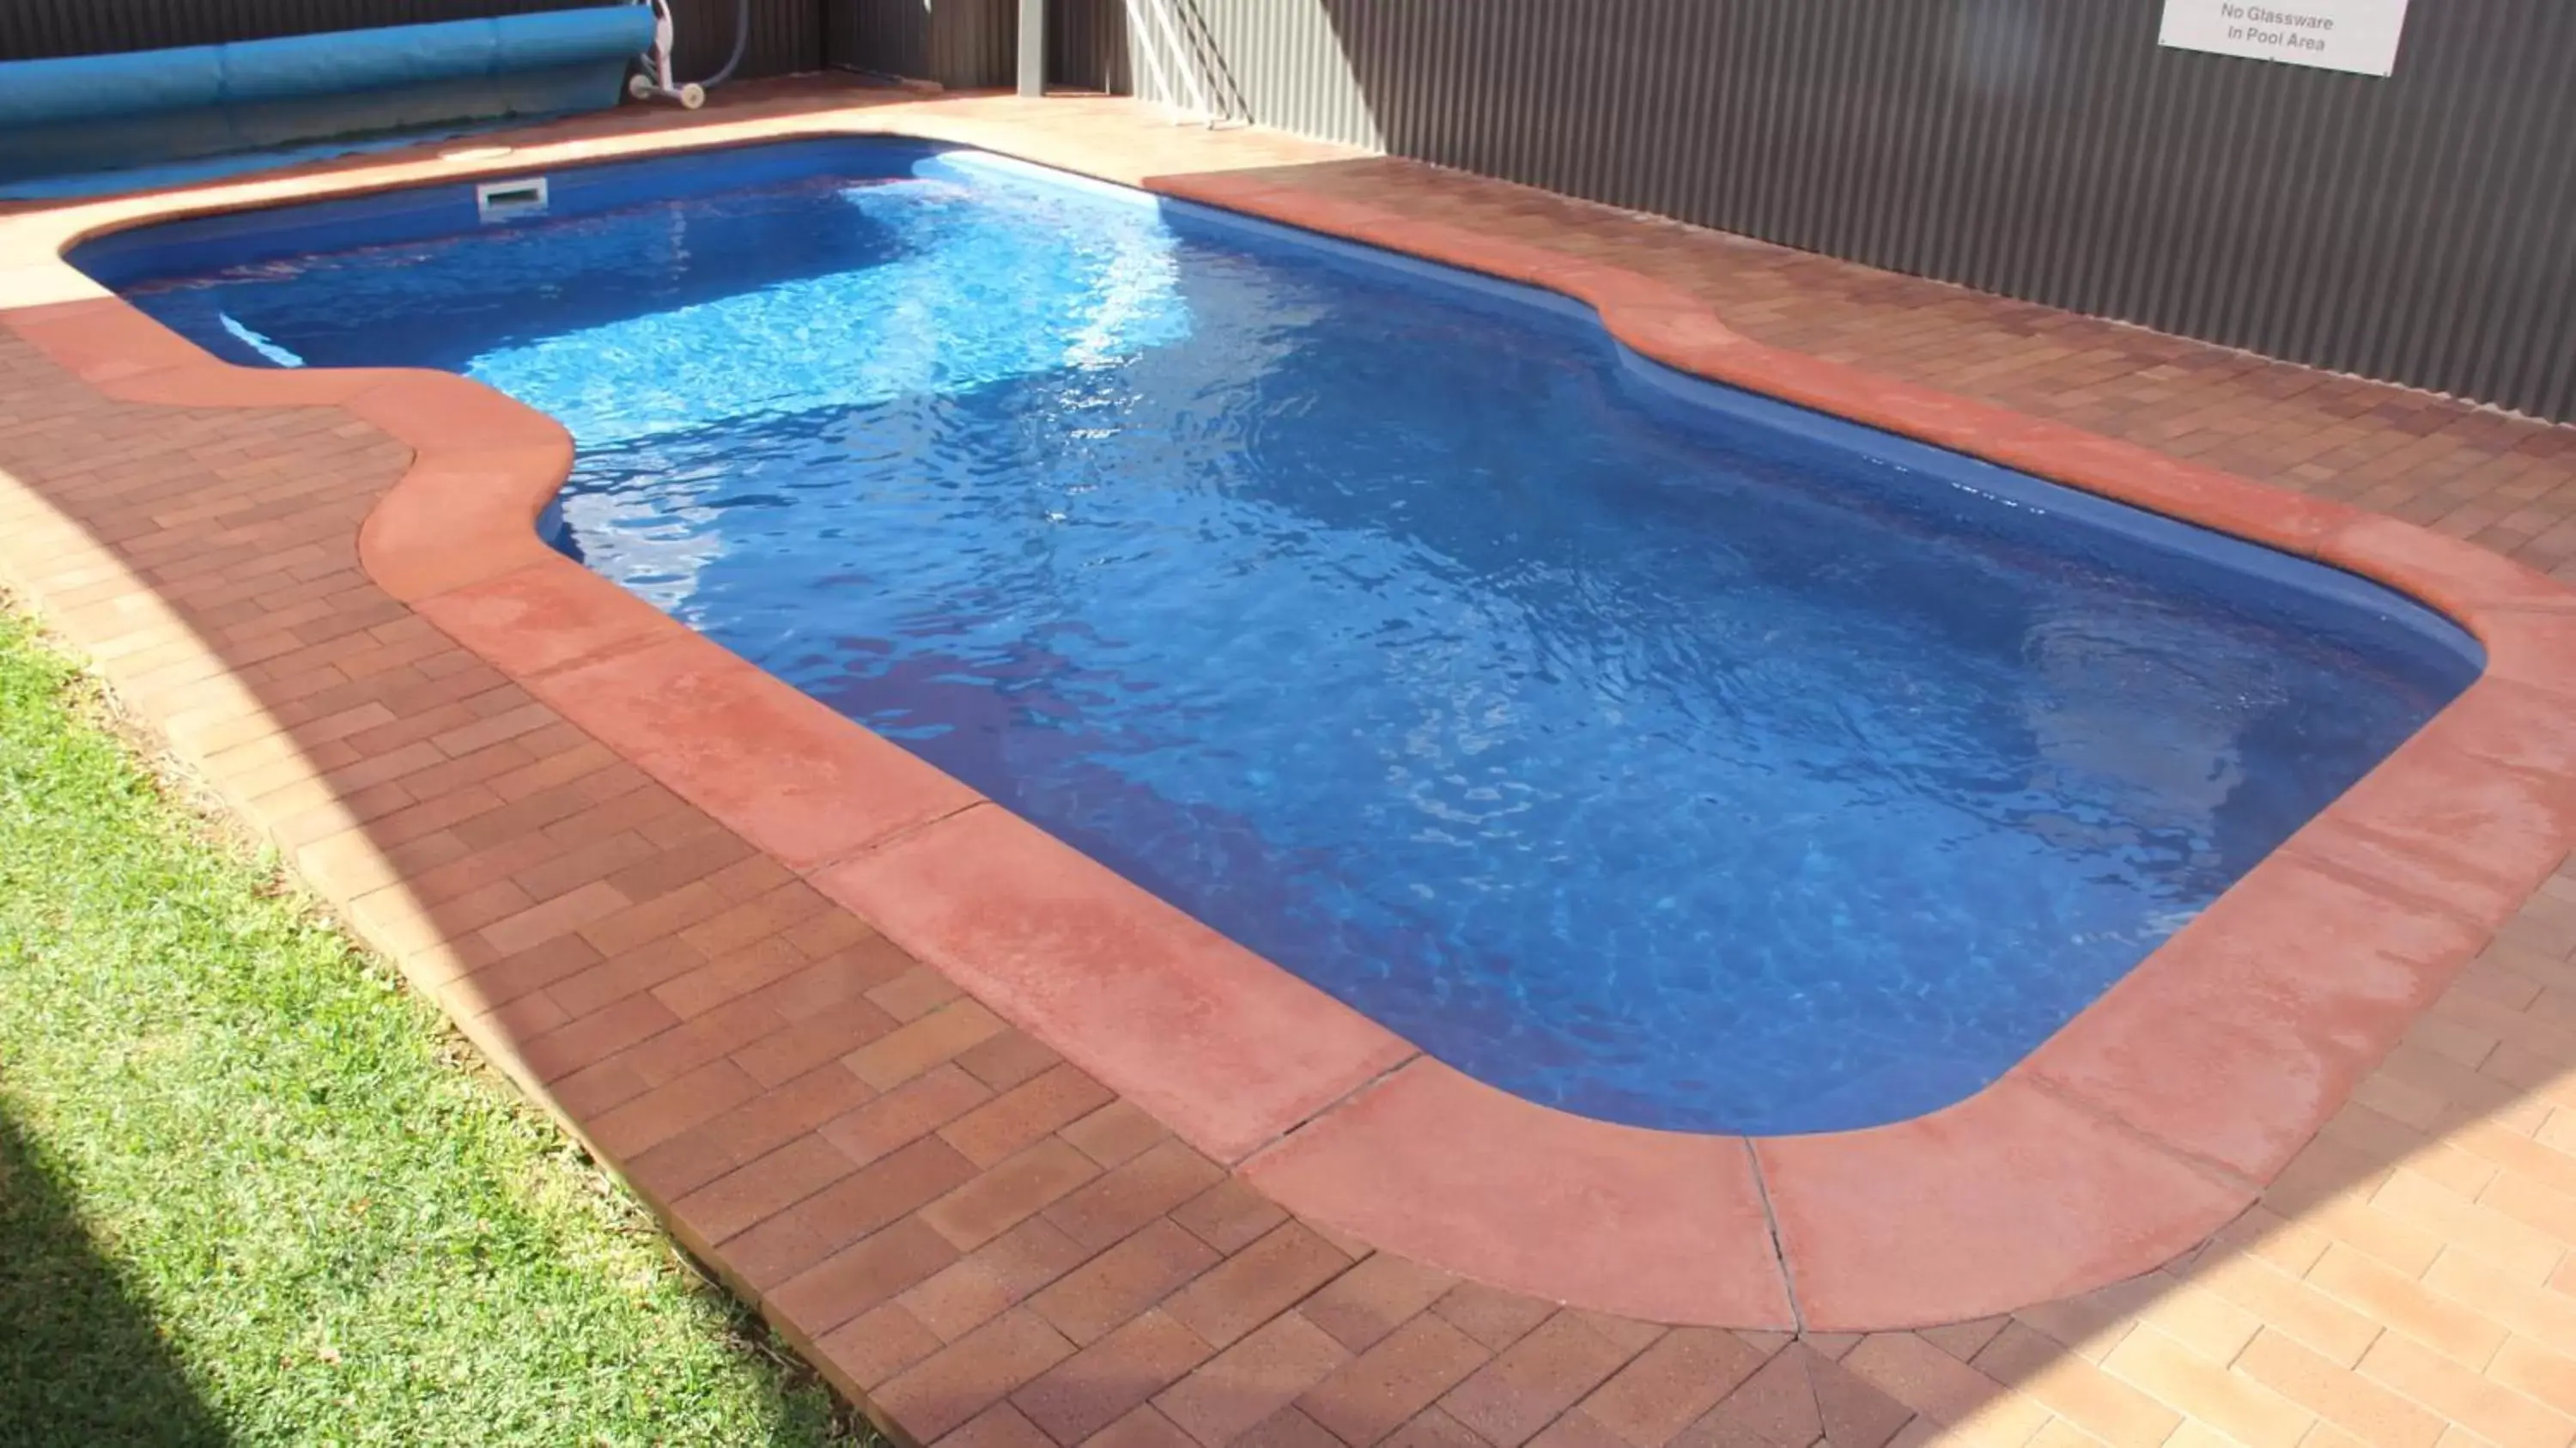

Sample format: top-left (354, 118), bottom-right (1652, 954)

top-left (5, 81), bottom-right (2576, 1447)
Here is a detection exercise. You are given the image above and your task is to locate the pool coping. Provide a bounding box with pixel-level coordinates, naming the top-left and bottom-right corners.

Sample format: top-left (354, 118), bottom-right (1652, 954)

top-left (6, 108), bottom-right (2576, 1334)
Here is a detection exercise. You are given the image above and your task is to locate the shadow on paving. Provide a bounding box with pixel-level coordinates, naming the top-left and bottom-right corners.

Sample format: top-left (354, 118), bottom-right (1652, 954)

top-left (0, 1106), bottom-right (227, 1448)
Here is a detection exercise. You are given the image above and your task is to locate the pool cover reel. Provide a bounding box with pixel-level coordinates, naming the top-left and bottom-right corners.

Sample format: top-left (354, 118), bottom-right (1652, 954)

top-left (629, 0), bottom-right (752, 109)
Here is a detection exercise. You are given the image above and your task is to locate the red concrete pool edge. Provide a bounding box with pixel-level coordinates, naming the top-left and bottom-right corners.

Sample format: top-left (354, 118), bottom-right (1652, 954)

top-left (7, 119), bottom-right (2576, 1338)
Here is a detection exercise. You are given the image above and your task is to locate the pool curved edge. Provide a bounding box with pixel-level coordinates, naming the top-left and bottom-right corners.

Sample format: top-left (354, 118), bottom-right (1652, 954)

top-left (9, 123), bottom-right (2576, 1335)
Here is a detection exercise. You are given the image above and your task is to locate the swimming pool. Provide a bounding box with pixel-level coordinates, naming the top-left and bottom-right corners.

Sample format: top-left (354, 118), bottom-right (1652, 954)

top-left (79, 137), bottom-right (2481, 1136)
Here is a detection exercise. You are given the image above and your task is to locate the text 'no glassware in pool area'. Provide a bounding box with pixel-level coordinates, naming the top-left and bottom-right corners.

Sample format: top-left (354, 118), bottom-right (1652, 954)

top-left (2159, 0), bottom-right (2411, 76)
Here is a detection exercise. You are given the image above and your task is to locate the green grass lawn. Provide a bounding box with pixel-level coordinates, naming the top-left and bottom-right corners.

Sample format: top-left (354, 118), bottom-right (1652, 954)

top-left (0, 605), bottom-right (864, 1447)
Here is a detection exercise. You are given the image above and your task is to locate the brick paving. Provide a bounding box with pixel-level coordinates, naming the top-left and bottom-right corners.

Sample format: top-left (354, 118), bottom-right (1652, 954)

top-left (4, 80), bottom-right (2576, 1448)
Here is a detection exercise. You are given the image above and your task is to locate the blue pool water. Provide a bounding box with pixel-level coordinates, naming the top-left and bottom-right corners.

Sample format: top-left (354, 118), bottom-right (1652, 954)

top-left (84, 140), bottom-right (2479, 1135)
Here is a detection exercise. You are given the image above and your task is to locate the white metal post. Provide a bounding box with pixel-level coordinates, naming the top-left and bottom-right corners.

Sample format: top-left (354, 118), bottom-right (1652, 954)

top-left (1018, 0), bottom-right (1046, 97)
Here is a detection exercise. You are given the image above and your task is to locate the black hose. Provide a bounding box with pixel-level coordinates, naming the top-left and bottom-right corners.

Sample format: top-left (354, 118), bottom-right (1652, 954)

top-left (701, 0), bottom-right (751, 88)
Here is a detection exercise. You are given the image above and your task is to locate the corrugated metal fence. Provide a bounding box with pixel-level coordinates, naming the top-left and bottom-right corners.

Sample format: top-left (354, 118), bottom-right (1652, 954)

top-left (0, 0), bottom-right (821, 82)
top-left (831, 0), bottom-right (1016, 89)
top-left (1052, 0), bottom-right (2576, 423)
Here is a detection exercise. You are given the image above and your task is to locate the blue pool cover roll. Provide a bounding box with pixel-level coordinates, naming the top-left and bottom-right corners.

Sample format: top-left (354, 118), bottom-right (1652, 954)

top-left (216, 25), bottom-right (512, 109)
top-left (0, 6), bottom-right (654, 183)
top-left (0, 50), bottom-right (226, 129)
top-left (489, 9), bottom-right (666, 73)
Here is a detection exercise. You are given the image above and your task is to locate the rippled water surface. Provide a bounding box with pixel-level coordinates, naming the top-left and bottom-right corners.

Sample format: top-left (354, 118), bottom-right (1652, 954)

top-left (111, 148), bottom-right (2475, 1132)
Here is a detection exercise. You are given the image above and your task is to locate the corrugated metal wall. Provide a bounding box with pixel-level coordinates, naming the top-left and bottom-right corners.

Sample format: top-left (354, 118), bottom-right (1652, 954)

top-left (833, 0), bottom-right (927, 82)
top-left (928, 0), bottom-right (1018, 89)
top-left (1054, 0), bottom-right (2576, 423)
top-left (668, 0), bottom-right (820, 82)
top-left (833, 0), bottom-right (1018, 88)
top-left (1048, 0), bottom-right (1128, 96)
top-left (0, 0), bottom-right (822, 82)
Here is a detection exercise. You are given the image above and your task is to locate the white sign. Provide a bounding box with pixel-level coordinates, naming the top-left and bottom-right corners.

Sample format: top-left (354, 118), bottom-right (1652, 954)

top-left (2158, 0), bottom-right (2411, 76)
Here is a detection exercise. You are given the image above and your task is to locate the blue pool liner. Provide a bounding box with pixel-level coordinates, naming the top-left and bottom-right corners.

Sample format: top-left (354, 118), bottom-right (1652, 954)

top-left (0, 7), bottom-right (653, 187)
top-left (70, 134), bottom-right (2484, 685)
top-left (70, 134), bottom-right (2488, 1131)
